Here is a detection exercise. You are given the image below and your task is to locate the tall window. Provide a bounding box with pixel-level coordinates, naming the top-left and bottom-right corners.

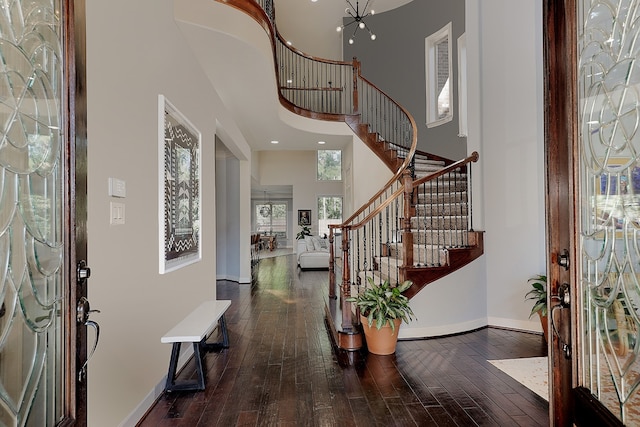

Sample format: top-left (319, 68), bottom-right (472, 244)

top-left (317, 150), bottom-right (342, 181)
top-left (317, 196), bottom-right (342, 237)
top-left (255, 202), bottom-right (287, 240)
top-left (425, 22), bottom-right (453, 128)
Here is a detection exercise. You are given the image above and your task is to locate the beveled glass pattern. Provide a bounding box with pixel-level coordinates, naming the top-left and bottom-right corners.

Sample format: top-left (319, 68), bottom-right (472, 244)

top-left (0, 0), bottom-right (65, 425)
top-left (578, 0), bottom-right (640, 423)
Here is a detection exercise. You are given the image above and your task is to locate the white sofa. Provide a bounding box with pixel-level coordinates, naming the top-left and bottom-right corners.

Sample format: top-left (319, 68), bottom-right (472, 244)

top-left (297, 236), bottom-right (330, 269)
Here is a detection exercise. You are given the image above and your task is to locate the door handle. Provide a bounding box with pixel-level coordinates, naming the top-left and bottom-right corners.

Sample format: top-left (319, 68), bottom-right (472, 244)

top-left (77, 297), bottom-right (100, 382)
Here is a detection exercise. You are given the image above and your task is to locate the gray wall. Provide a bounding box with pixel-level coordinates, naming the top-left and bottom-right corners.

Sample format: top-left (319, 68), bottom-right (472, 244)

top-left (343, 0), bottom-right (466, 161)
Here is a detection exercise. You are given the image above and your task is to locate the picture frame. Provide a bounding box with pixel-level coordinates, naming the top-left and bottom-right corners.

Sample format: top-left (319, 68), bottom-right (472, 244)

top-left (298, 209), bottom-right (311, 226)
top-left (158, 95), bottom-right (202, 274)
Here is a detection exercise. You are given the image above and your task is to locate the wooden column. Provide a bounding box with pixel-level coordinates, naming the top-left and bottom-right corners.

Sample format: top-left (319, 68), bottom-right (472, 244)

top-left (341, 227), bottom-right (353, 330)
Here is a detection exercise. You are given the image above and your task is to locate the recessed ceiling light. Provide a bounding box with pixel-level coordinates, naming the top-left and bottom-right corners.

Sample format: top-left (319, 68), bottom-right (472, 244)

top-left (271, 140), bottom-right (279, 144)
top-left (318, 141), bottom-right (326, 145)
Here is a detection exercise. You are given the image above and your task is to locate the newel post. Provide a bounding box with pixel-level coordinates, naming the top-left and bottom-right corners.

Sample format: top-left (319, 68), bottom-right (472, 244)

top-left (328, 227), bottom-right (336, 299)
top-left (401, 169), bottom-right (414, 279)
top-left (341, 227), bottom-right (353, 330)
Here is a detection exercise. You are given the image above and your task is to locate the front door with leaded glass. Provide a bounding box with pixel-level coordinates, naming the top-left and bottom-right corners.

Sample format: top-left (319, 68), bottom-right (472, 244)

top-left (0, 0), bottom-right (88, 425)
top-left (575, 0), bottom-right (640, 424)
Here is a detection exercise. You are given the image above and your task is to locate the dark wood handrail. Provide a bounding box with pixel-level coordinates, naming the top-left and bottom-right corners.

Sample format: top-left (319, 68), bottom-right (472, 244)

top-left (412, 151), bottom-right (479, 188)
top-left (336, 75), bottom-right (418, 226)
top-left (339, 152), bottom-right (479, 233)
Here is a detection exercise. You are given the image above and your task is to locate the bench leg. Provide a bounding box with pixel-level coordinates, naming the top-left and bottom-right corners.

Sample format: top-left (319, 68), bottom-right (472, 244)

top-left (164, 342), bottom-right (206, 392)
top-left (164, 315), bottom-right (229, 393)
top-left (201, 314), bottom-right (230, 351)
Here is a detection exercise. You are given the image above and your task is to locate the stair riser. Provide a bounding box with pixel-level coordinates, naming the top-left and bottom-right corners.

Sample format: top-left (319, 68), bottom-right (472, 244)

top-left (386, 247), bottom-right (448, 266)
top-left (414, 205), bottom-right (468, 216)
top-left (415, 192), bottom-right (468, 204)
top-left (411, 230), bottom-right (469, 245)
top-left (414, 181), bottom-right (468, 193)
top-left (411, 216), bottom-right (468, 230)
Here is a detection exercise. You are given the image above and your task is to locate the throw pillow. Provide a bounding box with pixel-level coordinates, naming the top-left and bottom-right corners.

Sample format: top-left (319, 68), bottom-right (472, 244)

top-left (311, 236), bottom-right (322, 251)
top-left (304, 236), bottom-right (315, 251)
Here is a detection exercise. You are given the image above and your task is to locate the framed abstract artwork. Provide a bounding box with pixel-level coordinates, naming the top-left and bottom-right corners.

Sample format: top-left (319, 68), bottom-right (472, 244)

top-left (158, 95), bottom-right (202, 273)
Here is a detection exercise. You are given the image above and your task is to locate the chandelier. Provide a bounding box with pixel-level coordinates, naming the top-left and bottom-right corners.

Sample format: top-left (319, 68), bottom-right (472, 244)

top-left (336, 0), bottom-right (376, 44)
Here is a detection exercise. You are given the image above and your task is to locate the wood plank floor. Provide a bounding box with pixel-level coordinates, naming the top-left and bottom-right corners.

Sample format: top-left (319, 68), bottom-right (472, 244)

top-left (138, 254), bottom-right (549, 426)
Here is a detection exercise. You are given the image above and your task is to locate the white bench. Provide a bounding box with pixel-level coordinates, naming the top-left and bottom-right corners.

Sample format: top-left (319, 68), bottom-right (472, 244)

top-left (161, 300), bottom-right (231, 392)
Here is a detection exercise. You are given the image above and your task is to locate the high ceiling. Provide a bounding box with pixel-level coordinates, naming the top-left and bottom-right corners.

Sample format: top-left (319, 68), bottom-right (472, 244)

top-left (176, 0), bottom-right (413, 186)
top-left (275, 0), bottom-right (413, 60)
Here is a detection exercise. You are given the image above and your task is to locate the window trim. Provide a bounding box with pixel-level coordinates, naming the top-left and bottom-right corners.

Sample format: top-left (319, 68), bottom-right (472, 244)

top-left (425, 22), bottom-right (453, 128)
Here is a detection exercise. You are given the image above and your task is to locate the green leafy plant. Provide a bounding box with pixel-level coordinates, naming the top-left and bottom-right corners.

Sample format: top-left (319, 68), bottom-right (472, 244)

top-left (296, 225), bottom-right (312, 240)
top-left (525, 274), bottom-right (547, 317)
top-left (347, 277), bottom-right (415, 332)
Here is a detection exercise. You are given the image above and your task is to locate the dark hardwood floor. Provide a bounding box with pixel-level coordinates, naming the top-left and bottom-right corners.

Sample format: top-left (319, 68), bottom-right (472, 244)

top-left (138, 254), bottom-right (549, 426)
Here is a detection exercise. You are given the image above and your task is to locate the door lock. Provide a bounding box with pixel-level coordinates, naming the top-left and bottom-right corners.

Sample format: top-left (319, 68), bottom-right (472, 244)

top-left (557, 249), bottom-right (570, 271)
top-left (77, 260), bottom-right (91, 285)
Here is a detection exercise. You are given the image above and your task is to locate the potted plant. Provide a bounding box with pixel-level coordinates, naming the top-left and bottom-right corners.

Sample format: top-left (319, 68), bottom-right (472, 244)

top-left (296, 225), bottom-right (312, 240)
top-left (525, 274), bottom-right (548, 341)
top-left (347, 277), bottom-right (415, 355)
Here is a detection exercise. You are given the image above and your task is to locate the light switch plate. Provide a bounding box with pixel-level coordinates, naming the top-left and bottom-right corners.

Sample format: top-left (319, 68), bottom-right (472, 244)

top-left (110, 202), bottom-right (125, 225)
top-left (108, 178), bottom-right (126, 198)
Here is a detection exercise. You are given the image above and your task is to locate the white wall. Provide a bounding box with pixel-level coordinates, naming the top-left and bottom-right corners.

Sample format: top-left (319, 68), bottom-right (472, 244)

top-left (216, 149), bottom-right (251, 283)
top-left (404, 0), bottom-right (547, 337)
top-left (85, 1), bottom-right (250, 425)
top-left (258, 151), bottom-right (343, 237)
top-left (350, 136), bottom-right (394, 212)
top-left (468, 0), bottom-right (547, 332)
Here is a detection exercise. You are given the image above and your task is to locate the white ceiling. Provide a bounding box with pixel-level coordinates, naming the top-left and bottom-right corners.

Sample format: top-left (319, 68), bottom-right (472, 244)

top-left (275, 0), bottom-right (413, 60)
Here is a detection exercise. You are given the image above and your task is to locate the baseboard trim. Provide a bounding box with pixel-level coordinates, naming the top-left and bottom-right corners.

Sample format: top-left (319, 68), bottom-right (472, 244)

top-left (398, 318), bottom-right (488, 339)
top-left (215, 273), bottom-right (251, 283)
top-left (398, 317), bottom-right (541, 340)
top-left (487, 316), bottom-right (541, 333)
top-left (118, 345), bottom-right (195, 426)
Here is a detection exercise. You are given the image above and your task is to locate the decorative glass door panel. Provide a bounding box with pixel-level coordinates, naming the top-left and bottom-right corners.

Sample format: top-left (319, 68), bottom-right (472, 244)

top-left (0, 0), bottom-right (66, 425)
top-left (578, 0), bottom-right (640, 423)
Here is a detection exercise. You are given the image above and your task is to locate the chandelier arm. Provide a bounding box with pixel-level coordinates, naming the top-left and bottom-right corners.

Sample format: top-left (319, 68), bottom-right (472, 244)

top-left (345, 0), bottom-right (358, 14)
top-left (363, 0), bottom-right (372, 15)
top-left (342, 20), bottom-right (358, 29)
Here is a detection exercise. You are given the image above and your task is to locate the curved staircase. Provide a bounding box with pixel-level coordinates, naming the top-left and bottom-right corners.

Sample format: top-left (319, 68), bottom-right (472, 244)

top-left (207, 0), bottom-right (484, 351)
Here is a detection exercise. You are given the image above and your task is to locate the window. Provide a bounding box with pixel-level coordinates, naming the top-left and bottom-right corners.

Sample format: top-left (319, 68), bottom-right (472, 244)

top-left (425, 23), bottom-right (453, 128)
top-left (317, 150), bottom-right (342, 181)
top-left (317, 196), bottom-right (342, 237)
top-left (255, 201), bottom-right (287, 240)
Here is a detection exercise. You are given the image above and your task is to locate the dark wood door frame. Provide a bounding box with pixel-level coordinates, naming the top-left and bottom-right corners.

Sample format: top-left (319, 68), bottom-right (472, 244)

top-left (63, 0), bottom-right (88, 424)
top-left (543, 0), bottom-right (577, 423)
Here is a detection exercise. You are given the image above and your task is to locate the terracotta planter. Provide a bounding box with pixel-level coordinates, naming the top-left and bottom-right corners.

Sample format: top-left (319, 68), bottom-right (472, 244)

top-left (360, 315), bottom-right (402, 355)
